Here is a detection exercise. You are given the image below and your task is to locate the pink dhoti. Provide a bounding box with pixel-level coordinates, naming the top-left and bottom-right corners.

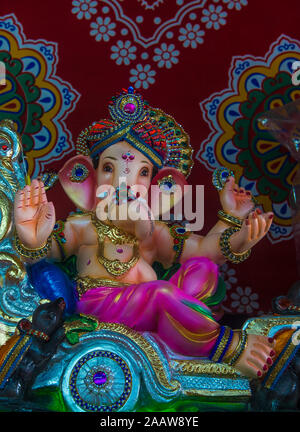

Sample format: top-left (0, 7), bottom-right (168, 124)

top-left (77, 257), bottom-right (222, 357)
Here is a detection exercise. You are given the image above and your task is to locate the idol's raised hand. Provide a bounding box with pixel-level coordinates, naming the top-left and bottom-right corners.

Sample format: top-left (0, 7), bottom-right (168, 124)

top-left (14, 179), bottom-right (56, 248)
top-left (219, 176), bottom-right (255, 219)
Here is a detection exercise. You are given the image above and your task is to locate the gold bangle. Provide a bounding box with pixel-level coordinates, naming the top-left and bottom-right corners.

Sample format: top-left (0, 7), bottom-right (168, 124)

top-left (218, 210), bottom-right (243, 228)
top-left (211, 326), bottom-right (233, 363)
top-left (13, 231), bottom-right (52, 260)
top-left (224, 330), bottom-right (248, 366)
top-left (219, 226), bottom-right (251, 264)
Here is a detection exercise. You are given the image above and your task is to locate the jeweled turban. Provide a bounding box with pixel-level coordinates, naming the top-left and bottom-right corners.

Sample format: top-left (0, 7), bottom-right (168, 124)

top-left (76, 87), bottom-right (194, 177)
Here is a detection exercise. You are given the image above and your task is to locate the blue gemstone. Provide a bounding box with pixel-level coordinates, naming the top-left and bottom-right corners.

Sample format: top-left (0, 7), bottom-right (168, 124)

top-left (75, 168), bottom-right (84, 176)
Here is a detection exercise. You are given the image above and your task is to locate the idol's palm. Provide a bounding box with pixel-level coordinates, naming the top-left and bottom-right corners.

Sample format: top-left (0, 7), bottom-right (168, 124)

top-left (14, 179), bottom-right (55, 248)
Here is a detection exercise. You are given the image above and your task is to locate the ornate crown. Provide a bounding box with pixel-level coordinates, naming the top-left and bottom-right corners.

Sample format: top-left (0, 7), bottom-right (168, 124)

top-left (76, 87), bottom-right (194, 177)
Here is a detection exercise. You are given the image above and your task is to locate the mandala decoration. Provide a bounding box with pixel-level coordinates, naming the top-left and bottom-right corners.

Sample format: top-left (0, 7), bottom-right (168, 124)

top-left (69, 350), bottom-right (132, 412)
top-left (198, 34), bottom-right (300, 244)
top-left (0, 14), bottom-right (80, 178)
top-left (70, 0), bottom-right (249, 89)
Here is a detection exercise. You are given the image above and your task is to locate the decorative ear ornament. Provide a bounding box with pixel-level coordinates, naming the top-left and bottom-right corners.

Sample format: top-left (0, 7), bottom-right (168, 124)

top-left (58, 155), bottom-right (97, 211)
top-left (150, 167), bottom-right (188, 219)
top-left (70, 163), bottom-right (90, 183)
top-left (157, 175), bottom-right (177, 194)
top-left (212, 167), bottom-right (235, 191)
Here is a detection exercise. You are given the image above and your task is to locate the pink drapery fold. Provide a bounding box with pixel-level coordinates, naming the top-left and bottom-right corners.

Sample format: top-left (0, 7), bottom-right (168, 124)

top-left (77, 257), bottom-right (222, 357)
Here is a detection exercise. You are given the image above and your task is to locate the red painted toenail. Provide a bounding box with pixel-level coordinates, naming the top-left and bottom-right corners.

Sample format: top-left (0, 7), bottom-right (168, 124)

top-left (267, 357), bottom-right (272, 365)
top-left (270, 350), bottom-right (275, 357)
top-left (263, 364), bottom-right (268, 371)
top-left (257, 371), bottom-right (262, 377)
top-left (268, 337), bottom-right (274, 343)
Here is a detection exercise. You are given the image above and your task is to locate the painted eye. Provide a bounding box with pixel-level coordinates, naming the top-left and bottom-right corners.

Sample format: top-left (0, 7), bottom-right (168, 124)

top-left (140, 167), bottom-right (149, 177)
top-left (103, 163), bottom-right (113, 173)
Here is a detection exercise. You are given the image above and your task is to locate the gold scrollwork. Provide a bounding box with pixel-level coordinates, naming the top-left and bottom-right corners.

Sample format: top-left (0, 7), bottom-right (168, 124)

top-left (173, 360), bottom-right (240, 378)
top-left (0, 252), bottom-right (26, 281)
top-left (0, 190), bottom-right (12, 242)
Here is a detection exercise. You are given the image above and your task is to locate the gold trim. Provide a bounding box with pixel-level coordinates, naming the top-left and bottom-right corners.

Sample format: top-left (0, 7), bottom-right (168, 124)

top-left (173, 360), bottom-right (240, 378)
top-left (76, 275), bottom-right (131, 299)
top-left (264, 336), bottom-right (297, 389)
top-left (0, 335), bottom-right (31, 385)
top-left (244, 316), bottom-right (300, 336)
top-left (0, 190), bottom-right (13, 242)
top-left (183, 389), bottom-right (251, 398)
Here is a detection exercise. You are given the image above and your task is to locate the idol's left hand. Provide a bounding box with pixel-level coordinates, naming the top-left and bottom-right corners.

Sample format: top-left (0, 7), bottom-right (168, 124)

top-left (219, 176), bottom-right (255, 219)
top-left (230, 209), bottom-right (274, 253)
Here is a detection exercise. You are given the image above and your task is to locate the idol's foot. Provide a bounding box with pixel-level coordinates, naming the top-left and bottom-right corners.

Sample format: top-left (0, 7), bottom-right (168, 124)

top-left (234, 333), bottom-right (276, 379)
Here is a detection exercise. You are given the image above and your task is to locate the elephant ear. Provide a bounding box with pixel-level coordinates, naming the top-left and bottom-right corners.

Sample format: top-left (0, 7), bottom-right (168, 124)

top-left (58, 155), bottom-right (97, 211)
top-left (149, 167), bottom-right (188, 220)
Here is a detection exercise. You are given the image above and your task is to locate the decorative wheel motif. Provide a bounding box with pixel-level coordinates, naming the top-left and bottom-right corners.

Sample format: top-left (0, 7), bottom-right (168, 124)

top-left (69, 350), bottom-right (132, 412)
top-left (198, 35), bottom-right (300, 244)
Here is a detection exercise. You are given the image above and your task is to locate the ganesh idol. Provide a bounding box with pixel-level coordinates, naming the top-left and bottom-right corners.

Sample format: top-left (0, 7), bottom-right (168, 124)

top-left (13, 87), bottom-right (276, 381)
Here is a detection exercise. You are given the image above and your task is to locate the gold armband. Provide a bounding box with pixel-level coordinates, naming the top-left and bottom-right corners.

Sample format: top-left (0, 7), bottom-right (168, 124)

top-left (13, 231), bottom-right (52, 260)
top-left (219, 226), bottom-right (251, 264)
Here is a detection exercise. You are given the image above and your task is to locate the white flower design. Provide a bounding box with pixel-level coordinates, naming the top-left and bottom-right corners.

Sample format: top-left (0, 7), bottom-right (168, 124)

top-left (219, 263), bottom-right (237, 290)
top-left (110, 40), bottom-right (137, 65)
top-left (153, 43), bottom-right (180, 69)
top-left (230, 287), bottom-right (259, 314)
top-left (90, 17), bottom-right (116, 42)
top-left (129, 64), bottom-right (156, 89)
top-left (178, 23), bottom-right (205, 49)
top-left (201, 5), bottom-right (227, 30)
top-left (71, 0), bottom-right (97, 20)
top-left (222, 0), bottom-right (248, 11)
